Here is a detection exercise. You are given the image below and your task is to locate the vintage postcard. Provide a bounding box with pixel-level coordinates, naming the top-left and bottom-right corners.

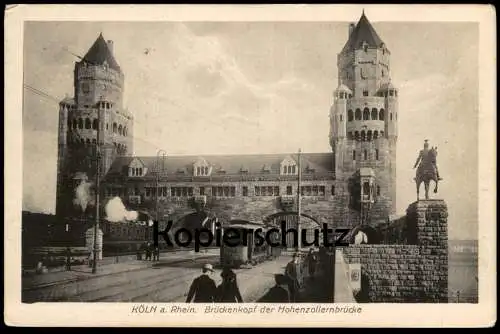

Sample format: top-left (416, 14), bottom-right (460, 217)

top-left (4, 4), bottom-right (496, 327)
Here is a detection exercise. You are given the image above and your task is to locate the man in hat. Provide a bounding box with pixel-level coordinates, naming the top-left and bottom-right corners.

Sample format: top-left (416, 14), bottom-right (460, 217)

top-left (259, 274), bottom-right (290, 303)
top-left (186, 263), bottom-right (217, 303)
top-left (285, 253), bottom-right (302, 302)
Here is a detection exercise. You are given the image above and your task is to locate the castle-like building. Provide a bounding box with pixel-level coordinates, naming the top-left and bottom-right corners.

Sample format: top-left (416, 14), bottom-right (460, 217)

top-left (56, 12), bottom-right (398, 242)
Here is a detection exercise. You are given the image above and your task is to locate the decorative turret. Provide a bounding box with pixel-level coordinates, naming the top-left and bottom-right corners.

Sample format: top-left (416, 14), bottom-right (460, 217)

top-left (331, 11), bottom-right (398, 223)
top-left (330, 83), bottom-right (352, 141)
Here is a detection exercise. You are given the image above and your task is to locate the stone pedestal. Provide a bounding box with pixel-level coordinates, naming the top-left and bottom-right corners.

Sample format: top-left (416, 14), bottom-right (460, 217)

top-left (407, 199), bottom-right (448, 302)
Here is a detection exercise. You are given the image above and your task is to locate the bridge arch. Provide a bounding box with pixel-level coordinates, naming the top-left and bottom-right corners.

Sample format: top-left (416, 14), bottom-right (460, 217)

top-left (263, 212), bottom-right (321, 250)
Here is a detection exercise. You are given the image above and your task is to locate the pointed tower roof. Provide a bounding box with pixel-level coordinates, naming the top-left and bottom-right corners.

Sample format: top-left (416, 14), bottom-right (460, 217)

top-left (341, 12), bottom-right (386, 54)
top-left (82, 33), bottom-right (121, 72)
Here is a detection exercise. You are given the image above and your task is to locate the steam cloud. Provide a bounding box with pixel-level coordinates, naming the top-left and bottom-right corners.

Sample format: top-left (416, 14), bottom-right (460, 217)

top-left (105, 197), bottom-right (139, 222)
top-left (73, 173), bottom-right (92, 212)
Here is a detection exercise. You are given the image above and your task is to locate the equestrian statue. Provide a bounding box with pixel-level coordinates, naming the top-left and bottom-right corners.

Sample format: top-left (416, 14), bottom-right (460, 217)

top-left (413, 139), bottom-right (442, 200)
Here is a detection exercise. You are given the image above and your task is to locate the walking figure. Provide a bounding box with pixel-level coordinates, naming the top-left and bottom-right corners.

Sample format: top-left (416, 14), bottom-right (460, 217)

top-left (186, 263), bottom-right (217, 303)
top-left (216, 268), bottom-right (243, 303)
top-left (153, 247), bottom-right (160, 261)
top-left (259, 274), bottom-right (290, 303)
top-left (306, 249), bottom-right (318, 279)
top-left (145, 242), bottom-right (152, 261)
top-left (65, 247), bottom-right (72, 271)
top-left (285, 253), bottom-right (302, 302)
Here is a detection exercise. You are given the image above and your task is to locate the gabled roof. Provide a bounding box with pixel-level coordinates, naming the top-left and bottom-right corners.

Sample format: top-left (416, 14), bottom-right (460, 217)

top-left (105, 152), bottom-right (334, 178)
top-left (82, 33), bottom-right (121, 72)
top-left (341, 12), bottom-right (386, 54)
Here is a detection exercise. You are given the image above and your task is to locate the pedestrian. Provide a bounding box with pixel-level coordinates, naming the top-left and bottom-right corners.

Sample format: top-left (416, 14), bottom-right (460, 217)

top-left (216, 268), bottom-right (243, 303)
top-left (145, 242), bottom-right (152, 261)
top-left (186, 263), bottom-right (217, 303)
top-left (65, 247), bottom-right (72, 271)
top-left (259, 274), bottom-right (290, 303)
top-left (285, 253), bottom-right (302, 302)
top-left (153, 246), bottom-right (160, 261)
top-left (306, 248), bottom-right (318, 279)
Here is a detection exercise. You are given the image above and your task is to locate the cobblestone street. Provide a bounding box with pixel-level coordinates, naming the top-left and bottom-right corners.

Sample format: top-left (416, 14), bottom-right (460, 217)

top-left (22, 252), bottom-right (294, 303)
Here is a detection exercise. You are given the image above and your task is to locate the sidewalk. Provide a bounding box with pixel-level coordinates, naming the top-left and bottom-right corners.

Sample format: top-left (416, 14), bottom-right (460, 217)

top-left (22, 249), bottom-right (219, 290)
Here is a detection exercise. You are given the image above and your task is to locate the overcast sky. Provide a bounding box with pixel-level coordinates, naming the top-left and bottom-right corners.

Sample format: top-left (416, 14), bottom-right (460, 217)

top-left (22, 19), bottom-right (479, 240)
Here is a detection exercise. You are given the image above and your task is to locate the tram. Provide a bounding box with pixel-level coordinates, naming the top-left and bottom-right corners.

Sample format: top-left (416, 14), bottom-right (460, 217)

top-left (220, 222), bottom-right (281, 268)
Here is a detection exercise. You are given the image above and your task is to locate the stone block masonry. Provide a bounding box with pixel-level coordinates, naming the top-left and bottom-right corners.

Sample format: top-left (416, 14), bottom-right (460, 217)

top-left (343, 200), bottom-right (448, 302)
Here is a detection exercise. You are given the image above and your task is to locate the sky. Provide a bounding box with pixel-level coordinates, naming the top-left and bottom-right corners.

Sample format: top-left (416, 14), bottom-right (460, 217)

top-left (22, 18), bottom-right (479, 240)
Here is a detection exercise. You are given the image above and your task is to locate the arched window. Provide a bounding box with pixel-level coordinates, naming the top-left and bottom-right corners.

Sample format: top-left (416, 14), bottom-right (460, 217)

top-left (123, 127), bottom-right (127, 136)
top-left (373, 130), bottom-right (379, 139)
top-left (118, 125), bottom-right (123, 135)
top-left (395, 113), bottom-right (397, 120)
top-left (355, 109), bottom-right (362, 120)
top-left (340, 114), bottom-right (343, 122)
top-left (86, 138), bottom-right (91, 145)
top-left (376, 185), bottom-right (381, 196)
top-left (85, 118), bottom-right (91, 129)
top-left (288, 166), bottom-right (292, 174)
top-left (80, 139), bottom-right (85, 145)
top-left (113, 123), bottom-right (117, 133)
top-left (139, 168), bottom-right (143, 176)
top-left (204, 167), bottom-right (209, 175)
top-left (364, 149), bottom-right (367, 160)
top-left (367, 130), bottom-right (372, 141)
top-left (361, 130), bottom-right (366, 141)
top-left (380, 131), bottom-right (384, 137)
top-left (292, 166), bottom-right (296, 174)
top-left (379, 109), bottom-right (385, 121)
top-left (348, 110), bottom-right (354, 121)
top-left (363, 182), bottom-right (370, 195)
top-left (197, 167), bottom-right (201, 175)
top-left (375, 149), bottom-right (379, 160)
top-left (371, 108), bottom-right (378, 120)
top-left (354, 131), bottom-right (360, 141)
top-left (352, 150), bottom-right (356, 161)
top-left (78, 118), bottom-right (83, 129)
top-left (363, 108), bottom-right (370, 120)
top-left (390, 113), bottom-right (393, 121)
top-left (106, 123), bottom-right (109, 131)
top-left (72, 119), bottom-right (77, 129)
top-left (92, 119), bottom-right (98, 130)
top-left (92, 139), bottom-right (97, 145)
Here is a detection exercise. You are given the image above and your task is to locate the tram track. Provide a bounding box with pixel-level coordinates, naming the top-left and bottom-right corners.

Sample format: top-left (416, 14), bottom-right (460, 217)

top-left (24, 254), bottom-right (217, 303)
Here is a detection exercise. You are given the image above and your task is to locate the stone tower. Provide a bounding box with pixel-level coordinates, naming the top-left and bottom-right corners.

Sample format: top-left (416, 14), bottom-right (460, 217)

top-left (56, 34), bottom-right (134, 218)
top-left (330, 12), bottom-right (398, 226)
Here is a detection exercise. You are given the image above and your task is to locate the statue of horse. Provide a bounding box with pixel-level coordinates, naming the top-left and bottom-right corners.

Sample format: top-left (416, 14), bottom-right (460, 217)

top-left (414, 147), bottom-right (439, 200)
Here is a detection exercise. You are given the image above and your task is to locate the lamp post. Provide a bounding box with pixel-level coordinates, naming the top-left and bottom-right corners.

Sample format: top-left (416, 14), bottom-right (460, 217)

top-left (296, 148), bottom-right (302, 254)
top-left (155, 149), bottom-right (167, 258)
top-left (92, 100), bottom-right (104, 274)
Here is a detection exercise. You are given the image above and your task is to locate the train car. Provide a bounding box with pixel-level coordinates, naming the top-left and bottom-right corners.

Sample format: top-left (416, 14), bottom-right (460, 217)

top-left (220, 223), bottom-right (279, 268)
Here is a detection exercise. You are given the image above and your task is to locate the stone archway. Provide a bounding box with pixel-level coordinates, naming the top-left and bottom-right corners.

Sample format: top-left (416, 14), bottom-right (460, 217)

top-left (264, 212), bottom-right (321, 251)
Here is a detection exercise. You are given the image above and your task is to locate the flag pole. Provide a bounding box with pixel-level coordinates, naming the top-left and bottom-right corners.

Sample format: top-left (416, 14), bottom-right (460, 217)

top-left (296, 148), bottom-right (302, 254)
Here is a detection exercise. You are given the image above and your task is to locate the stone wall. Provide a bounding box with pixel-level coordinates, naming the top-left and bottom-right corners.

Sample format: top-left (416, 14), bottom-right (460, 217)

top-left (343, 200), bottom-right (448, 302)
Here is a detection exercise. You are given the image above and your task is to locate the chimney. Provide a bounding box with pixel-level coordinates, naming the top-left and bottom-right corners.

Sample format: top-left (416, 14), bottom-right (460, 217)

top-left (349, 23), bottom-right (356, 37)
top-left (106, 40), bottom-right (114, 54)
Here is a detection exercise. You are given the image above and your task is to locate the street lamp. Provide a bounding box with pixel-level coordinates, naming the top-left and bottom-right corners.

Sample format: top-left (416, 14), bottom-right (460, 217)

top-left (92, 99), bottom-right (105, 274)
top-left (155, 149), bottom-right (167, 258)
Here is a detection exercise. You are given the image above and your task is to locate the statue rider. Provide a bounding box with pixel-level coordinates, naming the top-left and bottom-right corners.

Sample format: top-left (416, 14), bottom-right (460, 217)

top-left (413, 140), bottom-right (442, 180)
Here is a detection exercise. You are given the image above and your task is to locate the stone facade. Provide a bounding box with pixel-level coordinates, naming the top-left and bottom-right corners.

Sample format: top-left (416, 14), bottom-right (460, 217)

top-left (56, 13), bottom-right (399, 241)
top-left (344, 200), bottom-right (449, 302)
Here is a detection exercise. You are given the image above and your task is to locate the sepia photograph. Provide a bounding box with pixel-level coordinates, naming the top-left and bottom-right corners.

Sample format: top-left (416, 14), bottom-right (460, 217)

top-left (5, 4), bottom-right (496, 327)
